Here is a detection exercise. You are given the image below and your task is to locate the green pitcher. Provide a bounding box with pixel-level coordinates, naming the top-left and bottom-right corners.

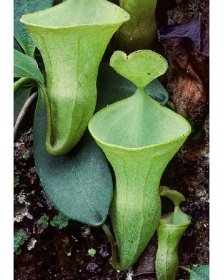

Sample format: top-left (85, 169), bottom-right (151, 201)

top-left (21, 0), bottom-right (130, 156)
top-left (89, 50), bottom-right (191, 270)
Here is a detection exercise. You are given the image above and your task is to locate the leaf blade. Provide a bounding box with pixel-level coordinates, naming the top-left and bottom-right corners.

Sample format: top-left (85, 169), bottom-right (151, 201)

top-left (190, 265), bottom-right (209, 280)
top-left (14, 49), bottom-right (44, 83)
top-left (14, 0), bottom-right (53, 57)
top-left (33, 88), bottom-right (113, 226)
top-left (180, 265), bottom-right (209, 280)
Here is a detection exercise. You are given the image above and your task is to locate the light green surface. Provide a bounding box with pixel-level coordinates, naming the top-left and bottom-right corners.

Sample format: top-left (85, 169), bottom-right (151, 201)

top-left (89, 50), bottom-right (191, 270)
top-left (21, 0), bottom-right (130, 156)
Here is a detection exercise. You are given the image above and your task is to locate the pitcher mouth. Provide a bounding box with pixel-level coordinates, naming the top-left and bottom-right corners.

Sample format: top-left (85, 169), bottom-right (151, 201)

top-left (20, 0), bottom-right (130, 29)
top-left (88, 95), bottom-right (191, 152)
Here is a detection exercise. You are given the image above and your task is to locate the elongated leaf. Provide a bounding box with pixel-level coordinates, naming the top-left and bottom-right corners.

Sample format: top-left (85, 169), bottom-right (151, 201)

top-left (14, 50), bottom-right (44, 83)
top-left (33, 88), bottom-right (113, 226)
top-left (14, 85), bottom-right (33, 122)
top-left (14, 0), bottom-right (53, 57)
top-left (14, 38), bottom-right (22, 53)
top-left (96, 61), bottom-right (168, 111)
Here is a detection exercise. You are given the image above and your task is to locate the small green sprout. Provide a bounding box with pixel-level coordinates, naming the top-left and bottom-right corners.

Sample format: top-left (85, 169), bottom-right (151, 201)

top-left (50, 212), bottom-right (69, 229)
top-left (14, 176), bottom-right (20, 187)
top-left (67, 252), bottom-right (71, 257)
top-left (14, 229), bottom-right (28, 255)
top-left (88, 248), bottom-right (96, 256)
top-left (37, 214), bottom-right (49, 229)
top-left (61, 236), bottom-right (70, 244)
top-left (195, 222), bottom-right (201, 229)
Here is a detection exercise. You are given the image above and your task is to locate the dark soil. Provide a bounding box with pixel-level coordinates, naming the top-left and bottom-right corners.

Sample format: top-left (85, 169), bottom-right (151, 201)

top-left (14, 0), bottom-right (209, 279)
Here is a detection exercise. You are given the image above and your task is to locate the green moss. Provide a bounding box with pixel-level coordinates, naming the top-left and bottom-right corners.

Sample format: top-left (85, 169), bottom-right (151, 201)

top-left (50, 212), bottom-right (69, 229)
top-left (195, 222), bottom-right (201, 229)
top-left (14, 176), bottom-right (20, 187)
top-left (37, 214), bottom-right (49, 229)
top-left (14, 229), bottom-right (28, 255)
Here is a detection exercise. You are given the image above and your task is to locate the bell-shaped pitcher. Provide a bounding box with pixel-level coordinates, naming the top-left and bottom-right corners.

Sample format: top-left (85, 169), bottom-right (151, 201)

top-left (21, 0), bottom-right (130, 156)
top-left (89, 50), bottom-right (191, 270)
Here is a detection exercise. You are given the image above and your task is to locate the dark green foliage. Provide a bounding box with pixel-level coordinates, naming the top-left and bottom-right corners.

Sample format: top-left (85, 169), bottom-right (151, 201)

top-left (14, 0), bottom-right (53, 57)
top-left (180, 265), bottom-right (209, 280)
top-left (33, 89), bottom-right (113, 226)
top-left (50, 212), bottom-right (69, 229)
top-left (14, 38), bottom-right (23, 52)
top-left (14, 229), bottom-right (28, 255)
top-left (14, 50), bottom-right (44, 83)
top-left (37, 215), bottom-right (49, 229)
top-left (96, 61), bottom-right (168, 112)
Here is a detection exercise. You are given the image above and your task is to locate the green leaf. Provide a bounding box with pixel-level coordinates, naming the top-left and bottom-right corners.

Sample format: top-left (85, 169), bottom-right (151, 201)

top-left (96, 61), bottom-right (168, 112)
top-left (89, 50), bottom-right (191, 270)
top-left (14, 0), bottom-right (53, 57)
top-left (21, 0), bottom-right (130, 156)
top-left (14, 38), bottom-right (22, 53)
top-left (190, 265), bottom-right (209, 280)
top-left (110, 51), bottom-right (168, 88)
top-left (14, 85), bottom-right (33, 122)
top-left (145, 79), bottom-right (169, 105)
top-left (181, 265), bottom-right (209, 280)
top-left (14, 49), bottom-right (44, 83)
top-left (33, 88), bottom-right (113, 227)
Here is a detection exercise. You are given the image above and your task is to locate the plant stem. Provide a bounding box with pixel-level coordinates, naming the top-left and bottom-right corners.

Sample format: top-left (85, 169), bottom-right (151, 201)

top-left (167, 101), bottom-right (175, 111)
top-left (14, 77), bottom-right (34, 91)
top-left (102, 224), bottom-right (120, 270)
top-left (14, 91), bottom-right (38, 140)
